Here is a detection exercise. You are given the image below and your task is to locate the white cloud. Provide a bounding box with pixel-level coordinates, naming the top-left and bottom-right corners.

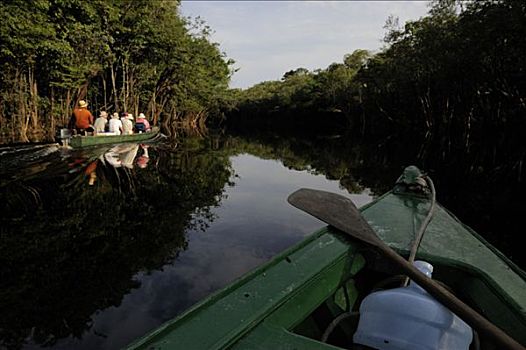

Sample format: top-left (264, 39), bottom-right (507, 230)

top-left (180, 1), bottom-right (430, 88)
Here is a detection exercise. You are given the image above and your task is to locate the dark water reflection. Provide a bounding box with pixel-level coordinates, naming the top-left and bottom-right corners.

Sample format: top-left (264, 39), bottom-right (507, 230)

top-left (0, 134), bottom-right (372, 350)
top-left (0, 129), bottom-right (523, 349)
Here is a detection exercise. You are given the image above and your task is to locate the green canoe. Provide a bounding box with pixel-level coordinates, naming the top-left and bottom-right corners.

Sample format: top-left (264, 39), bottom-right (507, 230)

top-left (66, 126), bottom-right (160, 148)
top-left (126, 166), bottom-right (526, 350)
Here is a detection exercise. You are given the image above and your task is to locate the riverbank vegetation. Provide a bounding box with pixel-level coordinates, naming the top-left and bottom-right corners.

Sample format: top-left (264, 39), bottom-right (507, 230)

top-left (0, 0), bottom-right (232, 143)
top-left (226, 0), bottom-right (525, 180)
top-left (222, 0), bottom-right (526, 272)
top-left (2, 0), bottom-right (524, 183)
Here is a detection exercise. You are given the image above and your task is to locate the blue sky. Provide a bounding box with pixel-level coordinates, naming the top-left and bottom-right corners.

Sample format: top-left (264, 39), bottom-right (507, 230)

top-left (180, 1), bottom-right (431, 89)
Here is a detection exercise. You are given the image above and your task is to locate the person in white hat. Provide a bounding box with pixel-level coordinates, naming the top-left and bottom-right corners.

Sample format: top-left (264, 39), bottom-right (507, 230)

top-left (94, 111), bottom-right (108, 134)
top-left (135, 113), bottom-right (151, 133)
top-left (121, 113), bottom-right (134, 135)
top-left (108, 112), bottom-right (123, 135)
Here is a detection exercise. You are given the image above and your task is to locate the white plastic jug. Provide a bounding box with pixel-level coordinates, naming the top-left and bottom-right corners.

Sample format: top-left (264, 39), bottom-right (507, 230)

top-left (353, 261), bottom-right (473, 350)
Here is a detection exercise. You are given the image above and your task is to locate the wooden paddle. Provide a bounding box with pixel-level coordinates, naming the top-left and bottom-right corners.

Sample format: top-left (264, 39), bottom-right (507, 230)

top-left (287, 188), bottom-right (524, 350)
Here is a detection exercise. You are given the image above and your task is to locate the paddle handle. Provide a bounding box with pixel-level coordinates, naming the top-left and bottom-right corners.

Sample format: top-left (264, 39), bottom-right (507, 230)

top-left (378, 244), bottom-right (525, 350)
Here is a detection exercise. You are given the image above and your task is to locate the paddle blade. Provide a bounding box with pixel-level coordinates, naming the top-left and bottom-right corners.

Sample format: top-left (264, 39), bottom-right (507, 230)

top-left (287, 188), bottom-right (381, 247)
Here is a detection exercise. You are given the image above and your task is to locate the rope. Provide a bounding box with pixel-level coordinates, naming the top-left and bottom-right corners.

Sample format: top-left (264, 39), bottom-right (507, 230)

top-left (321, 312), bottom-right (360, 343)
top-left (403, 175), bottom-right (436, 286)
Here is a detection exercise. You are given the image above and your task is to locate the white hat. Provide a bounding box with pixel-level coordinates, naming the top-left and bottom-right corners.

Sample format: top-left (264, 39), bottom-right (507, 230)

top-left (100, 111), bottom-right (108, 118)
top-left (112, 112), bottom-right (119, 119)
top-left (138, 113), bottom-right (146, 118)
top-left (79, 100), bottom-right (88, 108)
top-left (127, 113), bottom-right (134, 120)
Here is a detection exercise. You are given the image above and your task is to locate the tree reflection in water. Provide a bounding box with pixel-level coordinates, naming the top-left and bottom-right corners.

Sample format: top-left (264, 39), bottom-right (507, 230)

top-left (0, 128), bottom-right (523, 349)
top-left (0, 138), bottom-right (233, 349)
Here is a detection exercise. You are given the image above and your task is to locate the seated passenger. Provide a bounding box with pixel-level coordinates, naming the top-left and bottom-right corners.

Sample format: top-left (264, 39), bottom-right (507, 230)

top-left (135, 113), bottom-right (151, 133)
top-left (109, 112), bottom-right (123, 135)
top-left (94, 111), bottom-right (108, 134)
top-left (72, 100), bottom-right (94, 135)
top-left (121, 113), bottom-right (134, 135)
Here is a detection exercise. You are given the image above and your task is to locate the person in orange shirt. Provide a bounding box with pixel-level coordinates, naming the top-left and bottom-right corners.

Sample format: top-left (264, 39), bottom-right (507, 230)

top-left (71, 100), bottom-right (94, 134)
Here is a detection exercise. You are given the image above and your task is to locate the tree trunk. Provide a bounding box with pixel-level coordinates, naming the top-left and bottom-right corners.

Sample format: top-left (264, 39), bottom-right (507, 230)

top-left (77, 81), bottom-right (89, 106)
top-left (28, 66), bottom-right (40, 132)
top-left (122, 59), bottom-right (127, 111)
top-left (50, 88), bottom-right (55, 136)
top-left (18, 69), bottom-right (29, 142)
top-left (111, 63), bottom-right (119, 111)
top-left (65, 89), bottom-right (72, 124)
top-left (102, 74), bottom-right (107, 111)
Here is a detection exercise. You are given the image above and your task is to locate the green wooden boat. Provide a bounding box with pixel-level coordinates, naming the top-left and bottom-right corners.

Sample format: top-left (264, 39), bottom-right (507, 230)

top-left (64, 127), bottom-right (160, 148)
top-left (126, 166), bottom-right (526, 350)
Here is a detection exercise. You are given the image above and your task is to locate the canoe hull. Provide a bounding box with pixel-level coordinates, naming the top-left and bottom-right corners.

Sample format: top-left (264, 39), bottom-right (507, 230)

top-left (68, 127), bottom-right (160, 148)
top-left (126, 186), bottom-right (526, 349)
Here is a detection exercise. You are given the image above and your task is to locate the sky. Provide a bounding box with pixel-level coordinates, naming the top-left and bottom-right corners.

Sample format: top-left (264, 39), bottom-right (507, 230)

top-left (179, 1), bottom-right (431, 89)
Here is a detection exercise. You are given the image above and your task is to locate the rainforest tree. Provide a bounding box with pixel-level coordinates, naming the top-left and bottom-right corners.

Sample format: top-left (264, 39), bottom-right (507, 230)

top-left (0, 0), bottom-right (233, 143)
top-left (227, 0), bottom-right (525, 158)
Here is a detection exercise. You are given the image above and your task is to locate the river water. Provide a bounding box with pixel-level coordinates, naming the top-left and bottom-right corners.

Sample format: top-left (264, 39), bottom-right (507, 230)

top-left (0, 130), bottom-right (523, 349)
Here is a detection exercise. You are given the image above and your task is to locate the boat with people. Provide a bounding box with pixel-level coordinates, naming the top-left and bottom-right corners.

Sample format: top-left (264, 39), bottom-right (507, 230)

top-left (126, 166), bottom-right (526, 350)
top-left (60, 126), bottom-right (161, 149)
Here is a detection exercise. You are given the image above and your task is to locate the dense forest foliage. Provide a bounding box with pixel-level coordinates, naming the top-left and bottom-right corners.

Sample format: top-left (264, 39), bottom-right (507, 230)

top-left (227, 0), bottom-right (525, 175)
top-left (0, 0), bottom-right (233, 143)
top-left (3, 0), bottom-right (523, 154)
